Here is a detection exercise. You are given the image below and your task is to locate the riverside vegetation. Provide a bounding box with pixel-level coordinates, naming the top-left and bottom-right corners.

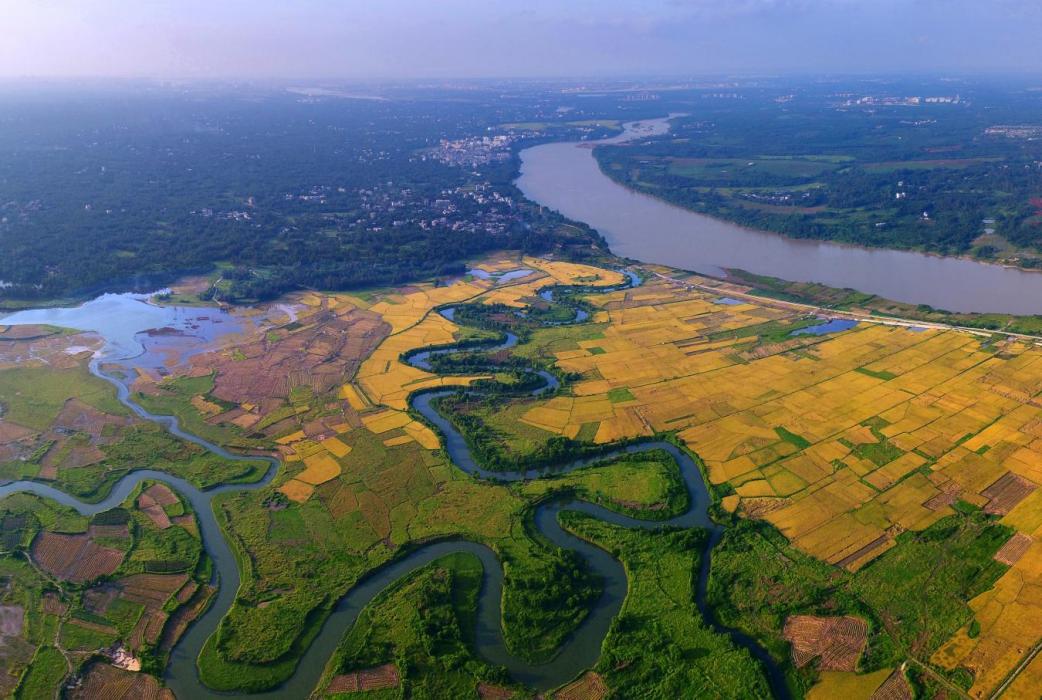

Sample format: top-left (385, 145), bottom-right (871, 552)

top-left (8, 252), bottom-right (1042, 697)
top-left (10, 77), bottom-right (1042, 699)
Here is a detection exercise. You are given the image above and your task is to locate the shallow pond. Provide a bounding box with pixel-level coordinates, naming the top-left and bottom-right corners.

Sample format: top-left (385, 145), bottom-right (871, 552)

top-left (0, 293), bottom-right (250, 363)
top-left (792, 318), bottom-right (860, 336)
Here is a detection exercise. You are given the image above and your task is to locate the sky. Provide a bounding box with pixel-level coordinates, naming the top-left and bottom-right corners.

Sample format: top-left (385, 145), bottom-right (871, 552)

top-left (2, 0), bottom-right (1042, 80)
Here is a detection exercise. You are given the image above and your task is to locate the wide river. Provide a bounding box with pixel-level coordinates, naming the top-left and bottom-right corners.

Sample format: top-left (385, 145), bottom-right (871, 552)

top-left (517, 117), bottom-right (1042, 315)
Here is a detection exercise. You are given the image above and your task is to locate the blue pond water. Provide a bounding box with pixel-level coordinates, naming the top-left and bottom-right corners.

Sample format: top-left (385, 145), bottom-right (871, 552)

top-left (466, 268), bottom-right (534, 282)
top-left (0, 292), bottom-right (249, 363)
top-left (791, 318), bottom-right (859, 336)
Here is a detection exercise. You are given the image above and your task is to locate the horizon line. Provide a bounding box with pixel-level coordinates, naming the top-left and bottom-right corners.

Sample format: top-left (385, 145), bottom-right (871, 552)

top-left (2, 70), bottom-right (1042, 85)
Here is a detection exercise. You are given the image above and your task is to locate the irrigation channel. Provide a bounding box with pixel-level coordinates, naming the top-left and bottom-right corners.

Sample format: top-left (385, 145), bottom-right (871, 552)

top-left (0, 270), bottom-right (789, 699)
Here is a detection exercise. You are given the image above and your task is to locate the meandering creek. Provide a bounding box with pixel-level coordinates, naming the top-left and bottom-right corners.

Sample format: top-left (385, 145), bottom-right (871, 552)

top-left (517, 117), bottom-right (1042, 315)
top-left (4, 113), bottom-right (1029, 696)
top-left (0, 275), bottom-right (790, 698)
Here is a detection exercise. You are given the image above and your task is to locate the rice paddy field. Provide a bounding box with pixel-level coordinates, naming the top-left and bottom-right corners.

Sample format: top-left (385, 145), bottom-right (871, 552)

top-left (572, 280), bottom-right (1042, 697)
top-left (428, 259), bottom-right (1042, 697)
top-left (198, 258), bottom-right (640, 685)
top-left (9, 253), bottom-right (1042, 697)
top-left (0, 483), bottom-right (211, 699)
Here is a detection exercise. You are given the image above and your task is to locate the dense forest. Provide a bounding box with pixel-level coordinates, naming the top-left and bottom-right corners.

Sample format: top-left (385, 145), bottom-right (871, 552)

top-left (5, 77), bottom-right (1042, 305)
top-left (0, 83), bottom-right (640, 305)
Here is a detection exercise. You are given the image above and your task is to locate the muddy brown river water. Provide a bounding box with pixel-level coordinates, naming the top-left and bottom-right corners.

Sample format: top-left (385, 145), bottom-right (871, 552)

top-left (516, 117), bottom-right (1042, 315)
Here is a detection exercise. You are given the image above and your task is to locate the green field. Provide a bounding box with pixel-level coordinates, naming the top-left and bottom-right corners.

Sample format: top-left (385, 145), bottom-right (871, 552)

top-left (16, 647), bottom-right (67, 700)
top-left (707, 508), bottom-right (1013, 695)
top-left (0, 365), bottom-right (125, 430)
top-left (668, 157), bottom-right (843, 182)
top-left (202, 422), bottom-right (692, 689)
top-left (317, 553), bottom-right (512, 699)
top-left (521, 449), bottom-right (688, 519)
top-left (563, 513), bottom-right (772, 697)
top-left (862, 157), bottom-right (1003, 173)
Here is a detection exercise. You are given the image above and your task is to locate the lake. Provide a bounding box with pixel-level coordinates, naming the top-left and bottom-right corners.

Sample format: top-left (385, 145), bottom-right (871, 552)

top-left (516, 117), bottom-right (1042, 315)
top-left (0, 291), bottom-right (260, 368)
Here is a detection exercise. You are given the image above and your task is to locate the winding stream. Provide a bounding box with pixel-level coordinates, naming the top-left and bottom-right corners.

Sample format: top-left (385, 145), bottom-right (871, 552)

top-left (0, 271), bottom-right (788, 698)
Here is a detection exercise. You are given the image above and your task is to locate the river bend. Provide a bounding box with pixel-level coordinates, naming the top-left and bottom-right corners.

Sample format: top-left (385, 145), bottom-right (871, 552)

top-left (0, 272), bottom-right (788, 698)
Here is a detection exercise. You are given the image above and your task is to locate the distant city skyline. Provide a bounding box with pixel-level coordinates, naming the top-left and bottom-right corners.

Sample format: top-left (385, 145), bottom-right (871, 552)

top-left (2, 0), bottom-right (1042, 80)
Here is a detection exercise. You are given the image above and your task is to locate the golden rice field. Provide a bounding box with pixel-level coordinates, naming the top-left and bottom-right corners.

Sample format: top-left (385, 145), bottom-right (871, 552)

top-left (804, 668), bottom-right (898, 700)
top-left (142, 254), bottom-right (1042, 697)
top-left (319, 259), bottom-right (1042, 697)
top-left (486, 271), bottom-right (1042, 697)
top-left (273, 258), bottom-right (624, 503)
top-left (349, 257), bottom-right (623, 410)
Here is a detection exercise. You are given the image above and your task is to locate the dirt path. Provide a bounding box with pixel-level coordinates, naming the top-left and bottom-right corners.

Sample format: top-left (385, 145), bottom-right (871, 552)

top-left (903, 658), bottom-right (972, 700)
top-left (20, 552), bottom-right (74, 699)
top-left (989, 639), bottom-right (1042, 699)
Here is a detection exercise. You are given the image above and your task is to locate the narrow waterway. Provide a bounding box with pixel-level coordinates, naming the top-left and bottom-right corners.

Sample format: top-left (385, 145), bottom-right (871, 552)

top-left (0, 272), bottom-right (788, 697)
top-left (516, 118), bottom-right (1042, 315)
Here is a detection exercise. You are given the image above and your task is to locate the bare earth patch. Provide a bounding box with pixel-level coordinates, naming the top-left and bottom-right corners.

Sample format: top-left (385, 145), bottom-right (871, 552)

top-left (31, 532), bottom-right (124, 583)
top-left (553, 671), bottom-right (609, 700)
top-left (193, 304), bottom-right (387, 413)
top-left (784, 615), bottom-right (868, 672)
top-left (158, 584), bottom-right (215, 653)
top-left (869, 669), bottom-right (913, 700)
top-left (69, 661), bottom-right (173, 700)
top-left (137, 485), bottom-right (178, 530)
top-left (0, 605), bottom-right (23, 636)
top-left (326, 663), bottom-right (400, 693)
top-left (477, 682), bottom-right (518, 699)
top-left (0, 326), bottom-right (102, 370)
top-left (994, 532), bottom-right (1034, 566)
top-left (982, 472), bottom-right (1036, 516)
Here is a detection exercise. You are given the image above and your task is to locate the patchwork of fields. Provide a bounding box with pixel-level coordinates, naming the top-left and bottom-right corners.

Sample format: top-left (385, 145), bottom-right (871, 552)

top-left (269, 258), bottom-right (625, 505)
top-left (267, 256), bottom-right (1042, 697)
top-left (9, 253), bottom-right (1042, 697)
top-left (0, 484), bottom-right (211, 699)
top-left (164, 257), bottom-right (653, 690)
top-left (496, 267), bottom-right (1042, 697)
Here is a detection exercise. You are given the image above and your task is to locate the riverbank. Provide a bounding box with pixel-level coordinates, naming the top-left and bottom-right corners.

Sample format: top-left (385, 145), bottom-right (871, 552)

top-left (0, 258), bottom-right (790, 698)
top-left (10, 252), bottom-right (1042, 697)
top-left (722, 267), bottom-right (1042, 338)
top-left (517, 117), bottom-right (1042, 315)
top-left (597, 150), bottom-right (1042, 279)
top-left (646, 267), bottom-right (1042, 344)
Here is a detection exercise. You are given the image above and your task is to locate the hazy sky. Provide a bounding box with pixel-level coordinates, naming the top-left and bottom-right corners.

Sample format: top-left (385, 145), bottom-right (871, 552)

top-left (2, 0), bottom-right (1042, 79)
